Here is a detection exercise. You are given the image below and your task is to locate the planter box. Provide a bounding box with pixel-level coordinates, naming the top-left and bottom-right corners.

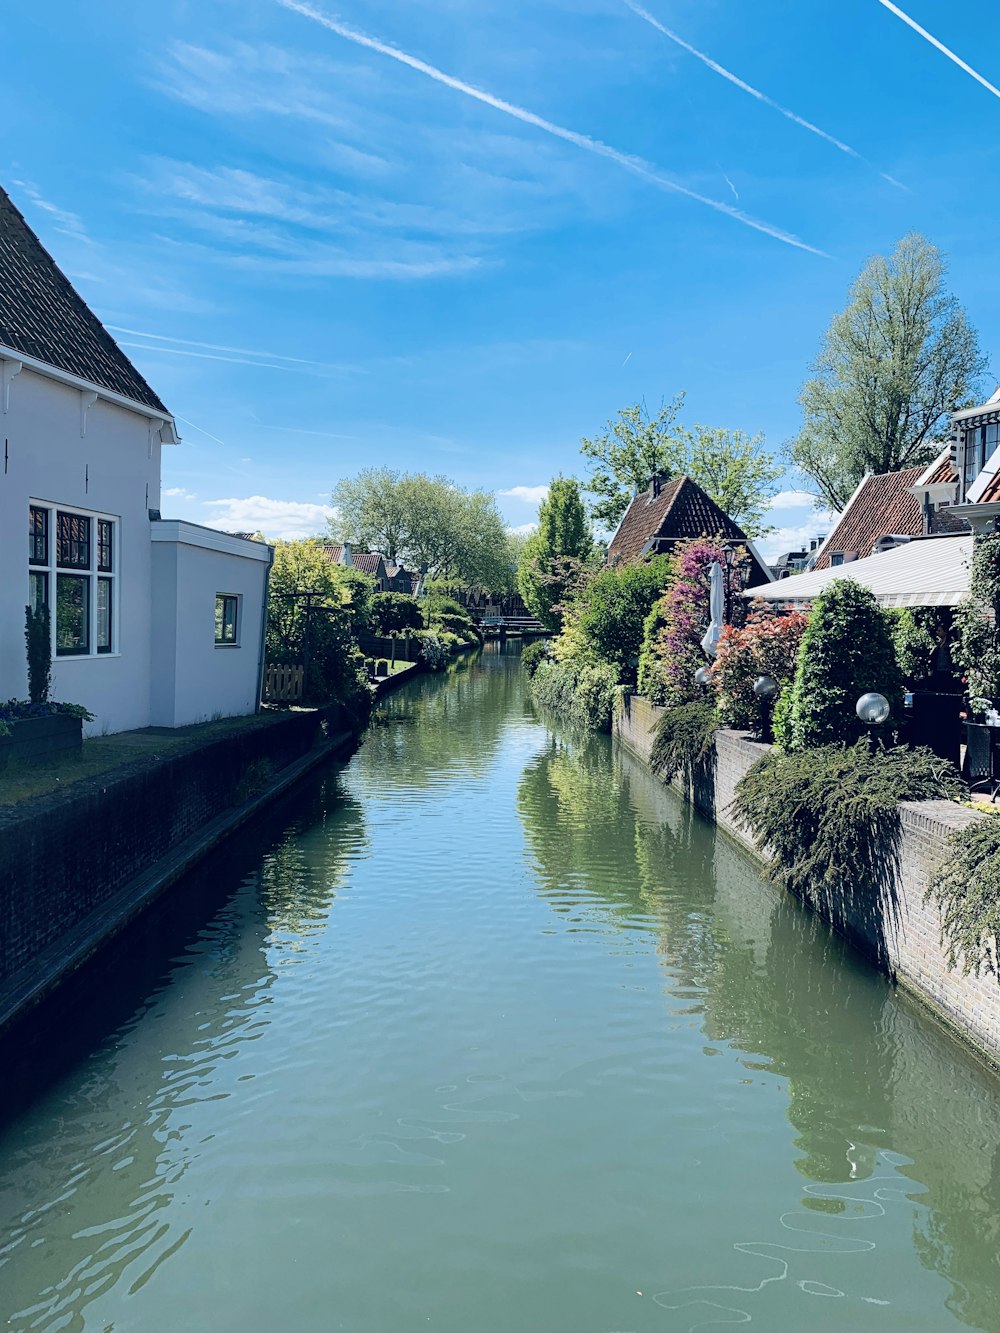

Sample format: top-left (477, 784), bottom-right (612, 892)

top-left (0, 714), bottom-right (83, 770)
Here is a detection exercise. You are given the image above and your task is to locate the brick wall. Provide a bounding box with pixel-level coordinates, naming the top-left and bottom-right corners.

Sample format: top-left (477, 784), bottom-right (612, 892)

top-left (0, 710), bottom-right (325, 987)
top-left (614, 693), bottom-right (1000, 1066)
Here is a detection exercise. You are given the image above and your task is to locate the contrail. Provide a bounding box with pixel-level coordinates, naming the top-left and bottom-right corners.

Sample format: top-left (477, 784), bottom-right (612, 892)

top-left (108, 325), bottom-right (359, 373)
top-left (119, 341), bottom-right (343, 375)
top-left (877, 0), bottom-right (1000, 100)
top-left (625, 0), bottom-right (904, 190)
top-left (277, 0), bottom-right (828, 257)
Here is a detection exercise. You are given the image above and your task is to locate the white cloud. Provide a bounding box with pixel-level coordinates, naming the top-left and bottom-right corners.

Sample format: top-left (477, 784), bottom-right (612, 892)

top-left (756, 516), bottom-right (836, 564)
top-left (766, 488), bottom-right (822, 511)
top-left (507, 522), bottom-right (538, 536)
top-left (202, 495), bottom-right (334, 539)
top-left (499, 484), bottom-right (549, 505)
top-left (163, 485), bottom-right (197, 500)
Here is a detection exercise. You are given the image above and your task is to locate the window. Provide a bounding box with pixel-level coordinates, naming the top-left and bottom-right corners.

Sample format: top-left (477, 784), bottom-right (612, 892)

top-left (28, 502), bottom-right (117, 657)
top-left (829, 552), bottom-right (845, 567)
top-left (215, 594), bottom-right (239, 645)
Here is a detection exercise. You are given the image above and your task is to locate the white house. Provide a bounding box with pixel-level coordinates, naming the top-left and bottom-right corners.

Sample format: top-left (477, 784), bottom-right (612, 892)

top-left (0, 184), bottom-right (272, 735)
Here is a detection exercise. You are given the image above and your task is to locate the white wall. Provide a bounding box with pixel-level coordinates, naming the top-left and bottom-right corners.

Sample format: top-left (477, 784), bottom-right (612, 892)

top-left (150, 522), bottom-right (271, 727)
top-left (0, 365), bottom-right (162, 735)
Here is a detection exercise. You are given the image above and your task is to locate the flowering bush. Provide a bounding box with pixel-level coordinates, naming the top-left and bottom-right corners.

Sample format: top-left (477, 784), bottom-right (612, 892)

top-left (953, 531), bottom-right (1000, 716)
top-left (713, 601), bottom-right (808, 735)
top-left (418, 633), bottom-right (450, 671)
top-left (637, 538), bottom-right (746, 707)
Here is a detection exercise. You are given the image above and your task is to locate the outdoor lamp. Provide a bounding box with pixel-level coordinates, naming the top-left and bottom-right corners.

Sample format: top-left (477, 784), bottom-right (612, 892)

top-left (856, 691), bottom-right (891, 754)
top-left (694, 665), bottom-right (713, 688)
top-left (753, 674), bottom-right (779, 701)
top-left (753, 674), bottom-right (779, 743)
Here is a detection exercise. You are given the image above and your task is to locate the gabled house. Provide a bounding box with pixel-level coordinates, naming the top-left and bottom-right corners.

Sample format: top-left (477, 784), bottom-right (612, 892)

top-left (0, 185), bottom-right (272, 734)
top-left (607, 474), bottom-right (772, 586)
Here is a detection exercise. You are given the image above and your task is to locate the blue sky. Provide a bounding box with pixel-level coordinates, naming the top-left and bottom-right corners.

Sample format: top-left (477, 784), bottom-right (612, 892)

top-left (4, 0), bottom-right (998, 557)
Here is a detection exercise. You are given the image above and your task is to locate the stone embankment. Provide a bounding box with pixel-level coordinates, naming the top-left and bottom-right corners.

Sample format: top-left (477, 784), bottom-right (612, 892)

top-left (0, 706), bottom-right (361, 1035)
top-left (614, 693), bottom-right (1000, 1068)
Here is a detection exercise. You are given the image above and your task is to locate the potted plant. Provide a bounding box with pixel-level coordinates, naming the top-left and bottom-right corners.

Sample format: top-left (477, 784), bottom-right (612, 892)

top-left (0, 607), bottom-right (92, 770)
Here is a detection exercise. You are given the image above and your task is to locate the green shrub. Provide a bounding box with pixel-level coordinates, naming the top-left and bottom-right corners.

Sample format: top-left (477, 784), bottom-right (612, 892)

top-left (952, 531), bottom-right (1000, 715)
top-left (649, 701), bottom-right (718, 784)
top-left (573, 556), bottom-right (671, 680)
top-left (371, 592), bottom-right (422, 635)
top-left (234, 757), bottom-right (274, 803)
top-left (775, 579), bottom-right (903, 751)
top-left (888, 607), bottom-right (940, 685)
top-left (375, 659), bottom-right (389, 676)
top-left (531, 658), bottom-right (620, 732)
top-left (521, 639), bottom-right (551, 679)
top-left (364, 657), bottom-right (375, 676)
top-left (732, 744), bottom-right (962, 932)
top-left (926, 812), bottom-right (1000, 980)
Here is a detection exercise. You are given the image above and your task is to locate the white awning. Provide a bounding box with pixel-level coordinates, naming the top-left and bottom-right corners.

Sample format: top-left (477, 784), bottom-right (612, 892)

top-left (746, 535), bottom-right (973, 609)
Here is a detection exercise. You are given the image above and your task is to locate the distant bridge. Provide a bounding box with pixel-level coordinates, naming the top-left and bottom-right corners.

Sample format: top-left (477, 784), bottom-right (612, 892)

top-left (477, 615), bottom-right (549, 636)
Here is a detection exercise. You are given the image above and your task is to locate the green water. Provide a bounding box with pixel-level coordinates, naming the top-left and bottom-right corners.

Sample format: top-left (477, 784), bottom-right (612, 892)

top-left (2, 645), bottom-right (1000, 1332)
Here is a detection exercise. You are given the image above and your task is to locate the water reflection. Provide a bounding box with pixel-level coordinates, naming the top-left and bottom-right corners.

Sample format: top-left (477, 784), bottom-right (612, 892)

top-left (0, 762), bottom-right (367, 1333)
top-left (518, 711), bottom-right (1000, 1328)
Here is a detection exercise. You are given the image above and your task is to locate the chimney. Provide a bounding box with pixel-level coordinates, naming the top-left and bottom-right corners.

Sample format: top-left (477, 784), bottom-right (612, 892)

top-left (649, 472), bottom-right (663, 499)
top-left (339, 541), bottom-right (354, 567)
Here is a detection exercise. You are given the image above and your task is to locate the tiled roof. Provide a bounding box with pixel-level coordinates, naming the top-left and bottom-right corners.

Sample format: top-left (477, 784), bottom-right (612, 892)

top-left (350, 551), bottom-right (385, 576)
top-left (813, 467), bottom-right (924, 570)
top-left (0, 184), bottom-right (167, 413)
top-left (924, 453), bottom-right (957, 485)
top-left (980, 470), bottom-right (1000, 503)
top-left (323, 543), bottom-right (344, 564)
top-left (608, 475), bottom-right (753, 564)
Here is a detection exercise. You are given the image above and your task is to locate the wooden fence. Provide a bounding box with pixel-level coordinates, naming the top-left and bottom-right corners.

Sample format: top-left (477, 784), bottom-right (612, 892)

top-left (264, 664), bottom-right (304, 702)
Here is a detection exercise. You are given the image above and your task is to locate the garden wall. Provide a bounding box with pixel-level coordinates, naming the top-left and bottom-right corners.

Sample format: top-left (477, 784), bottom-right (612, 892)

top-left (614, 693), bottom-right (1000, 1067)
top-left (0, 708), bottom-right (353, 1029)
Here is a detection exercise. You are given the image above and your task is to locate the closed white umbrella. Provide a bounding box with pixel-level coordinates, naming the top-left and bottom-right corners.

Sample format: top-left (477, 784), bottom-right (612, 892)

top-left (701, 560), bottom-right (725, 659)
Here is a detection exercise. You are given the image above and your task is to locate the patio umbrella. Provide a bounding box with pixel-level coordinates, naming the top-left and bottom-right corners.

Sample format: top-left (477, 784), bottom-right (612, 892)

top-left (700, 560), bottom-right (725, 659)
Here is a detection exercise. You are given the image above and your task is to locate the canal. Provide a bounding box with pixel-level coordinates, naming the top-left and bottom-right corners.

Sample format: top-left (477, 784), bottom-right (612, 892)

top-left (1, 645), bottom-right (1000, 1332)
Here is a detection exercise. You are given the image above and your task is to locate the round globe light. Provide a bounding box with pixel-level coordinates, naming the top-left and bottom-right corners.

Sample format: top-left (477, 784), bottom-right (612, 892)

top-left (856, 692), bottom-right (891, 725)
top-left (694, 665), bottom-right (713, 686)
top-left (753, 674), bottom-right (779, 701)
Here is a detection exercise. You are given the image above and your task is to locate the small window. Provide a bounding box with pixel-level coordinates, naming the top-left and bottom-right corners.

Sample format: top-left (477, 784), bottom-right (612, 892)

top-left (97, 578), bottom-right (113, 653)
top-left (215, 594), bottom-right (239, 644)
top-left (29, 571), bottom-right (48, 613)
top-left (29, 506), bottom-right (48, 565)
top-left (97, 519), bottom-right (113, 572)
top-left (829, 552), bottom-right (845, 567)
top-left (57, 511), bottom-right (91, 569)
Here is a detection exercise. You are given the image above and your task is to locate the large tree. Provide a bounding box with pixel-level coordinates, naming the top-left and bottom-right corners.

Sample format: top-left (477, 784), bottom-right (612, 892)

top-left (580, 396), bottom-right (686, 530)
top-left (517, 477), bottom-right (594, 630)
top-left (791, 232), bottom-right (988, 510)
top-left (331, 469), bottom-right (514, 592)
top-left (580, 399), bottom-right (780, 535)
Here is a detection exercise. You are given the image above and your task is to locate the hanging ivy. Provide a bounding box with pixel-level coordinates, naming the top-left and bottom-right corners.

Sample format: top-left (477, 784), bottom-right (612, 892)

top-left (926, 812), bottom-right (1000, 980)
top-left (648, 700), bottom-right (718, 784)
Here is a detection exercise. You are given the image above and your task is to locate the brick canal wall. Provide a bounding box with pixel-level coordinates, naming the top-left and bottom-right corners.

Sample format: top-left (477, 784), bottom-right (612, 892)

top-left (0, 709), bottom-right (338, 1008)
top-left (614, 693), bottom-right (1000, 1067)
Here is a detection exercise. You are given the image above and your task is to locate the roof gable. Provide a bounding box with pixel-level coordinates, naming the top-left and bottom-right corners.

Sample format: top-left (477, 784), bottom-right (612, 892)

top-left (608, 475), bottom-right (752, 564)
top-left (0, 185), bottom-right (167, 413)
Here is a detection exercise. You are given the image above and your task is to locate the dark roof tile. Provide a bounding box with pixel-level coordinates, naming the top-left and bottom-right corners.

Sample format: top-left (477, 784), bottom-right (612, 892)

top-left (0, 184), bottom-right (167, 413)
top-left (608, 475), bottom-right (754, 564)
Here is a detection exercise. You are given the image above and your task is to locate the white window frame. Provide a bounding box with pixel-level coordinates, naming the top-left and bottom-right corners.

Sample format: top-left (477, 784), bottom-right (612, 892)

top-left (215, 592), bottom-right (241, 647)
top-left (29, 499), bottom-right (119, 660)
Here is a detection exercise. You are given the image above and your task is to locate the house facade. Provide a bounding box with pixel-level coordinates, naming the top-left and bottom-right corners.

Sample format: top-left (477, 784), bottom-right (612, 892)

top-left (0, 185), bottom-right (271, 735)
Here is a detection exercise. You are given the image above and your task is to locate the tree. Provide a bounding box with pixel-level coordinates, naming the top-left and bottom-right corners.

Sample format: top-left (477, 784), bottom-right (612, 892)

top-left (580, 396), bottom-right (686, 530)
top-left (580, 399), bottom-right (781, 535)
top-left (331, 470), bottom-right (514, 593)
top-left (517, 477), bottom-right (594, 630)
top-left (774, 579), bottom-right (903, 751)
top-left (331, 468), bottom-right (408, 561)
top-left (371, 592), bottom-right (423, 635)
top-left (266, 540), bottom-right (373, 708)
top-left (683, 426), bottom-right (782, 537)
top-left (791, 232), bottom-right (988, 511)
